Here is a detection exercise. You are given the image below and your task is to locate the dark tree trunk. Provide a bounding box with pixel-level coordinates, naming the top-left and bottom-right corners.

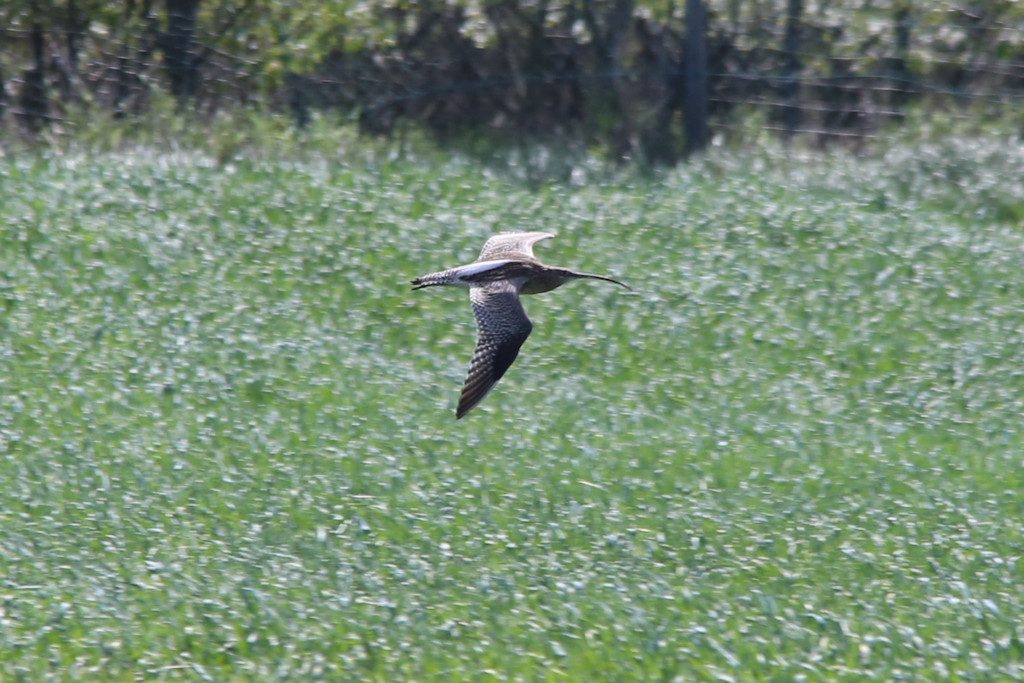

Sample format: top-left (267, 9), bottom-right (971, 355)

top-left (162, 0), bottom-right (201, 103)
top-left (66, 0), bottom-right (84, 71)
top-left (820, 57), bottom-right (861, 139)
top-left (138, 0), bottom-right (161, 77)
top-left (52, 0), bottom-right (85, 102)
top-left (113, 0), bottom-right (135, 115)
top-left (890, 3), bottom-right (913, 110)
top-left (113, 46), bottom-right (130, 117)
top-left (636, 17), bottom-right (681, 165)
top-left (0, 64), bottom-right (6, 121)
top-left (780, 0), bottom-right (803, 138)
top-left (582, 0), bottom-right (637, 160)
top-left (285, 71), bottom-right (309, 128)
top-left (683, 0), bottom-right (709, 155)
top-left (19, 23), bottom-right (49, 131)
top-left (111, 0), bottom-right (157, 116)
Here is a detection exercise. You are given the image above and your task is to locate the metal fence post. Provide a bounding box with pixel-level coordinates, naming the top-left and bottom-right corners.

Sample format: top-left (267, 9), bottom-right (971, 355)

top-left (683, 0), bottom-right (709, 155)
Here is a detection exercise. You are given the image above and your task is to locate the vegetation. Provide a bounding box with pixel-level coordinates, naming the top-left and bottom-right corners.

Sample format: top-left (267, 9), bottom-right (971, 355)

top-left (1, 131), bottom-right (1022, 679)
top-left (3, 1), bottom-right (1024, 161)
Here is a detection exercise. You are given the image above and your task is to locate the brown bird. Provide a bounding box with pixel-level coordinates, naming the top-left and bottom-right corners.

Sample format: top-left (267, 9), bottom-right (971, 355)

top-left (411, 232), bottom-right (629, 419)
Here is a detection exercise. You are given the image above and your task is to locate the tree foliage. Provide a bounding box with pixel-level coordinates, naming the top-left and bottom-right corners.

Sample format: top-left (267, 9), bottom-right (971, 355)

top-left (1, 0), bottom-right (1022, 161)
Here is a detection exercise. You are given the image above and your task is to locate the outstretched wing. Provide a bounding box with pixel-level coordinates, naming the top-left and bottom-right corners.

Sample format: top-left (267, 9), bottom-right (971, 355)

top-left (477, 232), bottom-right (554, 261)
top-left (457, 282), bottom-right (533, 419)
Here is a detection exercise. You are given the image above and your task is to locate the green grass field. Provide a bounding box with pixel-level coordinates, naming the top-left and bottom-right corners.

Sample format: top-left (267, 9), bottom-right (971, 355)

top-left (1, 136), bottom-right (1023, 681)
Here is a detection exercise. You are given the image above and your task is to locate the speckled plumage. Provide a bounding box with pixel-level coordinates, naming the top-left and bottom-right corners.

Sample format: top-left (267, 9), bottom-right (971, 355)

top-left (412, 232), bottom-right (629, 419)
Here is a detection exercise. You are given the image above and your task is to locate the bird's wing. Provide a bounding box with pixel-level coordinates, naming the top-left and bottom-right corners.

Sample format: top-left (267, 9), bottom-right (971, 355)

top-left (477, 232), bottom-right (554, 261)
top-left (457, 282), bottom-right (533, 419)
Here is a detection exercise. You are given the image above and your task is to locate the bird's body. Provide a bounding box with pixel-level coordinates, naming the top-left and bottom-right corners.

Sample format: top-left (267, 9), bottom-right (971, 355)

top-left (411, 232), bottom-right (628, 419)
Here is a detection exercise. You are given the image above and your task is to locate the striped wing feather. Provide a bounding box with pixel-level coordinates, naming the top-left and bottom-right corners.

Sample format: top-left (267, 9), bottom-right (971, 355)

top-left (477, 232), bottom-right (554, 261)
top-left (456, 283), bottom-right (533, 419)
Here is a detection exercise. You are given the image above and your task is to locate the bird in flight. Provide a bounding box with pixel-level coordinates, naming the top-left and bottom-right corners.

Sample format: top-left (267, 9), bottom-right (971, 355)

top-left (411, 232), bottom-right (629, 419)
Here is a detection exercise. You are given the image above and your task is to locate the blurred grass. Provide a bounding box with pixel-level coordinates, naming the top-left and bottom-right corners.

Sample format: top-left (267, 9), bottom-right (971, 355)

top-left (1, 134), bottom-right (1023, 681)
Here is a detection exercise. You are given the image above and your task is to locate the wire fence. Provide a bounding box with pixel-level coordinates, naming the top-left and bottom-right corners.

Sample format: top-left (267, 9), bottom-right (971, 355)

top-left (1, 1), bottom-right (1022, 157)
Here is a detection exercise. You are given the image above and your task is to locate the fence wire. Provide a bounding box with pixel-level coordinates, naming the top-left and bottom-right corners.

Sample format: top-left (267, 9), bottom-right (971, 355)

top-left (1, 1), bottom-right (1022, 153)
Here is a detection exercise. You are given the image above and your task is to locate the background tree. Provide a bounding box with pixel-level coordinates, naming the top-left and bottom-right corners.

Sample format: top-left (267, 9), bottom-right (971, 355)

top-left (1, 0), bottom-right (1022, 160)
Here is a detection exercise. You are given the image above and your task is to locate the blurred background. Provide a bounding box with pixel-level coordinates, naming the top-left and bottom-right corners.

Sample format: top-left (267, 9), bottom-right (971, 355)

top-left (2, 3), bottom-right (1023, 681)
top-left (1, 0), bottom-right (1022, 160)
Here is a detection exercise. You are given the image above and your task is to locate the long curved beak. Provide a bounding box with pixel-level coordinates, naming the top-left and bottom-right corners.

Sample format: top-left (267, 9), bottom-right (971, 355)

top-left (574, 271), bottom-right (631, 290)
